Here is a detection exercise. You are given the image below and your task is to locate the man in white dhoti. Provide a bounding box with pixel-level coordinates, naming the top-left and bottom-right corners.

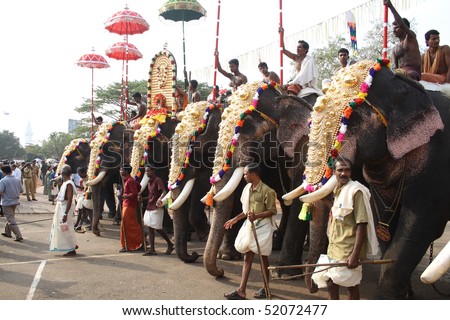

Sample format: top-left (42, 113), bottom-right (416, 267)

top-left (279, 27), bottom-right (321, 106)
top-left (223, 163), bottom-right (277, 300)
top-left (311, 157), bottom-right (379, 299)
top-left (49, 165), bottom-right (78, 256)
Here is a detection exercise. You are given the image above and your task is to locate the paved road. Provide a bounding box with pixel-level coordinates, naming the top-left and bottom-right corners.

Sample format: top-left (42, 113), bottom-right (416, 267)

top-left (1, 186), bottom-right (449, 301)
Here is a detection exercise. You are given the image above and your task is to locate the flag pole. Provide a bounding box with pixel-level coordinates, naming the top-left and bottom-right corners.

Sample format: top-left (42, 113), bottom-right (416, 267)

top-left (213, 0), bottom-right (221, 101)
top-left (279, 0), bottom-right (283, 84)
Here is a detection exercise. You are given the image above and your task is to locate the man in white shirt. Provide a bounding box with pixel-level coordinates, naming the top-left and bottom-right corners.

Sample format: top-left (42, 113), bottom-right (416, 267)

top-left (11, 163), bottom-right (21, 180)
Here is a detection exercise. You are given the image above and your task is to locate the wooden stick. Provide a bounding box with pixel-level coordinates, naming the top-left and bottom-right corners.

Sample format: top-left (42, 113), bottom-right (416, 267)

top-left (250, 220), bottom-right (272, 300)
top-left (268, 259), bottom-right (396, 270)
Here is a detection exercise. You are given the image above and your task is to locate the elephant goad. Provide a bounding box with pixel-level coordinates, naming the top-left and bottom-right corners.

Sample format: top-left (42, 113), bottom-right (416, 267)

top-left (203, 81), bottom-right (330, 278)
top-left (300, 60), bottom-right (450, 299)
top-left (164, 101), bottom-right (220, 262)
top-left (56, 138), bottom-right (90, 175)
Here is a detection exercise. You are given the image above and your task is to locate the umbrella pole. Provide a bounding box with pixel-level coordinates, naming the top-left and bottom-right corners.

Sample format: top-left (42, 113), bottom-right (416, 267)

top-left (279, 0), bottom-right (284, 84)
top-left (182, 18), bottom-right (188, 90)
top-left (125, 34), bottom-right (129, 121)
top-left (91, 67), bottom-right (95, 139)
top-left (383, 4), bottom-right (388, 60)
top-left (120, 60), bottom-right (125, 121)
top-left (213, 0), bottom-right (221, 101)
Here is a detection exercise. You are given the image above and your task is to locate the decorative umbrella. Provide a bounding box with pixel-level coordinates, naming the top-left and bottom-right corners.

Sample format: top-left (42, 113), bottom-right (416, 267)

top-left (159, 0), bottom-right (206, 88)
top-left (105, 6), bottom-right (149, 120)
top-left (105, 41), bottom-right (143, 120)
top-left (76, 48), bottom-right (110, 139)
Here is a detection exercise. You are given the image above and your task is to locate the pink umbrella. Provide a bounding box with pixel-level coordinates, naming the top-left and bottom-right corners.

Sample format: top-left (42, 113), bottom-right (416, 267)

top-left (105, 41), bottom-right (143, 119)
top-left (76, 48), bottom-right (110, 139)
top-left (105, 6), bottom-right (149, 120)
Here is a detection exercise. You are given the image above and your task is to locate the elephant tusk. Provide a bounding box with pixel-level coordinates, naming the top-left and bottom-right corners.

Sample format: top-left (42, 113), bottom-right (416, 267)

top-left (213, 167), bottom-right (244, 202)
top-left (200, 194), bottom-right (208, 204)
top-left (421, 240), bottom-right (450, 284)
top-left (169, 178), bottom-right (195, 210)
top-left (299, 175), bottom-right (337, 203)
top-left (282, 182), bottom-right (307, 205)
top-left (161, 190), bottom-right (171, 206)
top-left (140, 174), bottom-right (149, 191)
top-left (85, 171), bottom-right (106, 187)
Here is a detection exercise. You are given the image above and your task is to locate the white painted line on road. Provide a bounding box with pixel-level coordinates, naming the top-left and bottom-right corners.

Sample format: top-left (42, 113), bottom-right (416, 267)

top-left (0, 253), bottom-right (134, 267)
top-left (26, 260), bottom-right (47, 300)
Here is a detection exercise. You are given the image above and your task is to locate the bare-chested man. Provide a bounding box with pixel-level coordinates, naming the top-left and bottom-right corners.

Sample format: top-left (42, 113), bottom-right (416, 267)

top-left (279, 26), bottom-right (320, 106)
top-left (421, 29), bottom-right (450, 84)
top-left (215, 50), bottom-right (248, 88)
top-left (258, 62), bottom-right (280, 84)
top-left (384, 0), bottom-right (421, 80)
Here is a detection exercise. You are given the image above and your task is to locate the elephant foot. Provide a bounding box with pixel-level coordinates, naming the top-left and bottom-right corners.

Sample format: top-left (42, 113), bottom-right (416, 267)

top-left (217, 251), bottom-right (242, 261)
top-left (92, 229), bottom-right (101, 236)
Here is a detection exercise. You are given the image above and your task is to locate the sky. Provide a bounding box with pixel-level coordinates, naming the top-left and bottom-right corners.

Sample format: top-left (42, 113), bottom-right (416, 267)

top-left (0, 0), bottom-right (448, 146)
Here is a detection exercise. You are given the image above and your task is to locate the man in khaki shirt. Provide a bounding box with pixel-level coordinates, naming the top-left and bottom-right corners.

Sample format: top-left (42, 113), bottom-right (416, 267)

top-left (315, 157), bottom-right (369, 300)
top-left (223, 163), bottom-right (276, 300)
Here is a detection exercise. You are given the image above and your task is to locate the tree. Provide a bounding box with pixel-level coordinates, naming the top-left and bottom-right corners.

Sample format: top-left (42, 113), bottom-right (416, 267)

top-left (23, 144), bottom-right (44, 161)
top-left (74, 80), bottom-right (148, 136)
top-left (312, 36), bottom-right (350, 88)
top-left (41, 132), bottom-right (77, 160)
top-left (0, 130), bottom-right (24, 160)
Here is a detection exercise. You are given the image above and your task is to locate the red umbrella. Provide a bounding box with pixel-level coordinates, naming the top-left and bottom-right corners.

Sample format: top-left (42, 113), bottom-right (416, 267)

top-left (105, 6), bottom-right (149, 36)
top-left (76, 49), bottom-right (110, 139)
top-left (105, 6), bottom-right (149, 121)
top-left (105, 41), bottom-right (143, 119)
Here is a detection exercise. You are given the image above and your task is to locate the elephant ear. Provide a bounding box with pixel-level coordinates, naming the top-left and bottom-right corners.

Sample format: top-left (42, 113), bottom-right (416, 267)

top-left (385, 80), bottom-right (444, 160)
top-left (276, 96), bottom-right (312, 158)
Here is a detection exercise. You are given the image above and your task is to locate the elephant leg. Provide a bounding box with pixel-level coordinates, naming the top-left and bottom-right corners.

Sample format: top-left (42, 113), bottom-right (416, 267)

top-left (274, 198), bottom-right (308, 279)
top-left (188, 179), bottom-right (211, 241)
top-left (104, 184), bottom-right (117, 218)
top-left (91, 184), bottom-right (103, 236)
top-left (375, 209), bottom-right (435, 299)
top-left (272, 198), bottom-right (290, 250)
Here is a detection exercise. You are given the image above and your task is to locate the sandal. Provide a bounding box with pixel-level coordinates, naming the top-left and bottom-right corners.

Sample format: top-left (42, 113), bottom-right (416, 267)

top-left (253, 288), bottom-right (266, 299)
top-left (224, 290), bottom-right (246, 300)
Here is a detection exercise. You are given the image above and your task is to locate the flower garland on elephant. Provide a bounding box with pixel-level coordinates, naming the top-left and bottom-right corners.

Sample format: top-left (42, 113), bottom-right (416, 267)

top-left (56, 138), bottom-right (89, 175)
top-left (167, 101), bottom-right (222, 192)
top-left (206, 81), bottom-right (279, 205)
top-left (302, 59), bottom-right (390, 193)
top-left (87, 121), bottom-right (125, 181)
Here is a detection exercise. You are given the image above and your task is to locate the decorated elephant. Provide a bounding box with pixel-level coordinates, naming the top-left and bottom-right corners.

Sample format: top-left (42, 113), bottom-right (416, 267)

top-left (56, 138), bottom-right (91, 175)
top-left (163, 101), bottom-right (222, 262)
top-left (203, 81), bottom-right (326, 277)
top-left (85, 121), bottom-right (132, 236)
top-left (299, 60), bottom-right (450, 299)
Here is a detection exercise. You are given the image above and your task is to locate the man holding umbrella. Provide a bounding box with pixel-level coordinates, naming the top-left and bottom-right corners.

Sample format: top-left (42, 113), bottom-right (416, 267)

top-left (223, 163), bottom-right (277, 300)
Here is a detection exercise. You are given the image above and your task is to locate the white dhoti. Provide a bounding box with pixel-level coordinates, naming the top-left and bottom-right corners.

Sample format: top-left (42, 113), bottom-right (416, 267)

top-left (49, 201), bottom-right (77, 252)
top-left (143, 208), bottom-right (164, 229)
top-left (234, 217), bottom-right (274, 256)
top-left (311, 254), bottom-right (362, 288)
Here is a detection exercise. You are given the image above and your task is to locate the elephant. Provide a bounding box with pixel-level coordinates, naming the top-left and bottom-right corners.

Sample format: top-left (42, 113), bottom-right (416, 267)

top-left (56, 138), bottom-right (91, 175)
top-left (85, 121), bottom-right (133, 236)
top-left (164, 101), bottom-right (220, 262)
top-left (203, 81), bottom-right (328, 278)
top-left (299, 60), bottom-right (450, 299)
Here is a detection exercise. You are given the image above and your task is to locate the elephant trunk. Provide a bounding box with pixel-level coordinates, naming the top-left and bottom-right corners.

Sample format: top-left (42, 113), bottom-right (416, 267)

top-left (213, 167), bottom-right (244, 202)
top-left (303, 198), bottom-right (331, 293)
top-left (300, 175), bottom-right (337, 203)
top-left (172, 204), bottom-right (200, 263)
top-left (203, 198), bottom-right (234, 277)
